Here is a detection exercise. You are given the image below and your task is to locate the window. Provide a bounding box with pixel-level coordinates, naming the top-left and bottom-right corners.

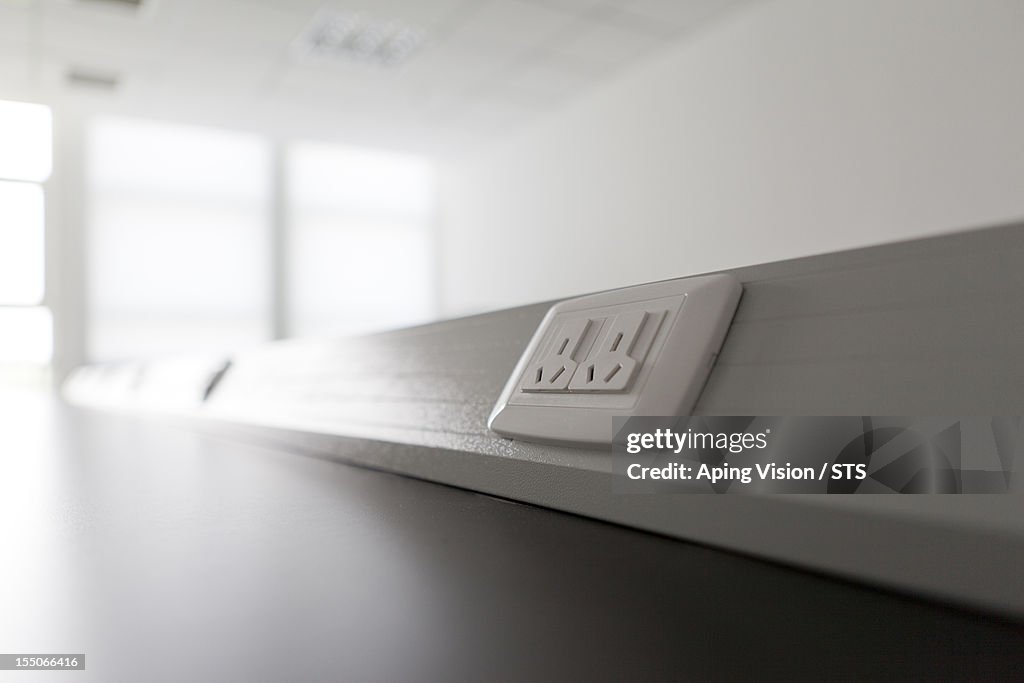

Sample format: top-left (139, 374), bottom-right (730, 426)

top-left (87, 118), bottom-right (272, 361)
top-left (79, 119), bottom-right (437, 369)
top-left (286, 142), bottom-right (435, 338)
top-left (0, 99), bottom-right (52, 183)
top-left (0, 100), bottom-right (51, 382)
top-left (0, 182), bottom-right (45, 305)
top-left (0, 307), bottom-right (52, 365)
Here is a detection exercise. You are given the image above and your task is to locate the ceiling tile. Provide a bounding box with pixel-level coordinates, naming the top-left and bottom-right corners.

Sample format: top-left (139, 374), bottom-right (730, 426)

top-left (0, 52), bottom-right (34, 98)
top-left (388, 40), bottom-right (511, 100)
top-left (0, 0), bottom-right (755, 154)
top-left (479, 81), bottom-right (552, 108)
top-left (0, 5), bottom-right (33, 49)
top-left (166, 0), bottom-right (310, 55)
top-left (230, 0), bottom-right (322, 14)
top-left (614, 0), bottom-right (749, 31)
top-left (554, 16), bottom-right (667, 68)
top-left (514, 0), bottom-right (607, 14)
top-left (274, 63), bottom-right (384, 103)
top-left (590, 3), bottom-right (678, 37)
top-left (321, 0), bottom-right (476, 32)
top-left (444, 0), bottom-right (578, 54)
top-left (155, 52), bottom-right (279, 96)
top-left (500, 56), bottom-right (598, 99)
top-left (415, 90), bottom-right (477, 123)
top-left (449, 96), bottom-right (536, 134)
top-left (39, 2), bottom-right (170, 68)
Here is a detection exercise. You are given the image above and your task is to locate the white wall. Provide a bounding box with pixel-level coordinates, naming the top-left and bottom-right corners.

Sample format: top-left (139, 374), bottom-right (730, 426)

top-left (438, 0), bottom-right (1024, 316)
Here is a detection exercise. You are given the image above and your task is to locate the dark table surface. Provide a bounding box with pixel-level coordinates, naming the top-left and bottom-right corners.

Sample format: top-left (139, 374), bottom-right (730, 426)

top-left (1, 391), bottom-right (1021, 683)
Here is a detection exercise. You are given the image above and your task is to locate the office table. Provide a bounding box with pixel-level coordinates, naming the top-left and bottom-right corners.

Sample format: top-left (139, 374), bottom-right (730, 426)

top-left (1, 392), bottom-right (1021, 682)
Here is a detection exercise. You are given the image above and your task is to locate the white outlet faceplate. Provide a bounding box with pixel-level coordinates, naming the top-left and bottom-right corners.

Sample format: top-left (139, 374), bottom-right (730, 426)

top-left (488, 274), bottom-right (742, 447)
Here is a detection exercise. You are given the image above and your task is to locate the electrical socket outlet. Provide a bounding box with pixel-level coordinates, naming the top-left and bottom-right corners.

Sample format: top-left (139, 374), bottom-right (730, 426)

top-left (489, 273), bottom-right (742, 447)
top-left (521, 318), bottom-right (593, 392)
top-left (568, 310), bottom-right (664, 393)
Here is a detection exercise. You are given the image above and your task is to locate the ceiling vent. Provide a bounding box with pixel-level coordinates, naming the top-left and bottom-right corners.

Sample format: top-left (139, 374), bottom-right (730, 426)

top-left (293, 10), bottom-right (425, 68)
top-left (66, 69), bottom-right (120, 92)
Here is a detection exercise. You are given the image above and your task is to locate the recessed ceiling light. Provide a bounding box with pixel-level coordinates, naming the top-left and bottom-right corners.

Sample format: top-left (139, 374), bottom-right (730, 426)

top-left (293, 10), bottom-right (426, 68)
top-left (65, 69), bottom-right (120, 91)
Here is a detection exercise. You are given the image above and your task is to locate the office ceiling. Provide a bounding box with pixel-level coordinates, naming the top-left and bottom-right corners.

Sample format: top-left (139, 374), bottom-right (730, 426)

top-left (0, 0), bottom-right (754, 156)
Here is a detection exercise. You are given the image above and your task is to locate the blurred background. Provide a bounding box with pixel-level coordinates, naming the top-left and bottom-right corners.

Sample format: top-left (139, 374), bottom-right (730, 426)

top-left (1, 0), bottom-right (1023, 390)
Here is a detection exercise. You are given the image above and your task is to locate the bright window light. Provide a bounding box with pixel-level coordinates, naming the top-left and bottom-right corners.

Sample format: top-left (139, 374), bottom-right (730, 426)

top-left (88, 117), bottom-right (271, 361)
top-left (288, 143), bottom-right (434, 217)
top-left (90, 117), bottom-right (269, 202)
top-left (0, 181), bottom-right (45, 305)
top-left (0, 307), bottom-right (52, 364)
top-left (287, 142), bottom-right (435, 338)
top-left (0, 100), bottom-right (52, 182)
